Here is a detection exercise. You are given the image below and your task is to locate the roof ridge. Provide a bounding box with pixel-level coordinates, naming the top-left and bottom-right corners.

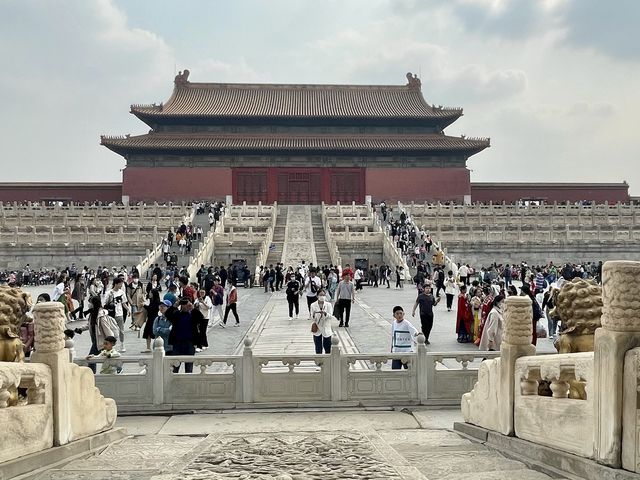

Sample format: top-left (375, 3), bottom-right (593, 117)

top-left (179, 82), bottom-right (411, 91)
top-left (137, 132), bottom-right (487, 140)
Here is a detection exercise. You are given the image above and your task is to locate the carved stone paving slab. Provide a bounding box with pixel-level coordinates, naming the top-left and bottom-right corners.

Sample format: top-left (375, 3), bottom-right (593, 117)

top-left (174, 431), bottom-right (405, 479)
top-left (281, 205), bottom-right (317, 267)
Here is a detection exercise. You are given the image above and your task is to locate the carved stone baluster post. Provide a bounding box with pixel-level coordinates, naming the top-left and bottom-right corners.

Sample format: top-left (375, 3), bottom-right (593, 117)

top-left (330, 336), bottom-right (342, 402)
top-left (499, 296), bottom-right (536, 435)
top-left (594, 260), bottom-right (640, 467)
top-left (31, 302), bottom-right (71, 446)
top-left (241, 337), bottom-right (254, 403)
top-left (415, 334), bottom-right (428, 403)
top-left (152, 337), bottom-right (165, 406)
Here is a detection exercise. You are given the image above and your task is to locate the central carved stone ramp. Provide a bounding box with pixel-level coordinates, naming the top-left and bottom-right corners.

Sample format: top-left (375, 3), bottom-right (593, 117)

top-left (280, 204), bottom-right (316, 267)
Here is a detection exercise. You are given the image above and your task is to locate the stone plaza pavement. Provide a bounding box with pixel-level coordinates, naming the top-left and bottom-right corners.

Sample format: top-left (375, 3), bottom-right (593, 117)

top-left (23, 282), bottom-right (555, 359)
top-left (25, 409), bottom-right (563, 479)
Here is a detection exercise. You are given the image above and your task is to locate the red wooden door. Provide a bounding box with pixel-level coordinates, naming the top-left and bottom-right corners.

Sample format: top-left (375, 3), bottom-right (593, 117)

top-left (276, 171), bottom-right (321, 204)
top-left (330, 171), bottom-right (362, 203)
top-left (235, 171), bottom-right (268, 203)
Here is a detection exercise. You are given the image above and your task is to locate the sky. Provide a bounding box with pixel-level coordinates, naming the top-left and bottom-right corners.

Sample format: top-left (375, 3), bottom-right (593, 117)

top-left (1, 0), bottom-right (639, 193)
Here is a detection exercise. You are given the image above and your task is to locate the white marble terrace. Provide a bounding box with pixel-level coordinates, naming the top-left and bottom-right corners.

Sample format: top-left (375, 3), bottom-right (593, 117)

top-left (461, 260), bottom-right (640, 474)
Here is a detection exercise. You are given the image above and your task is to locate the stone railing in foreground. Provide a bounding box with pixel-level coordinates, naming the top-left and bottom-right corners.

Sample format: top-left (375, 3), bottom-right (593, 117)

top-left (75, 335), bottom-right (499, 411)
top-left (461, 260), bottom-right (640, 473)
top-left (0, 301), bottom-right (117, 467)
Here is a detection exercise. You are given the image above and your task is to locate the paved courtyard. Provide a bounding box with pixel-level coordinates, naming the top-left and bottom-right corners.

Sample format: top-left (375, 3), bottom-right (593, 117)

top-left (27, 410), bottom-right (559, 480)
top-left (22, 283), bottom-right (556, 360)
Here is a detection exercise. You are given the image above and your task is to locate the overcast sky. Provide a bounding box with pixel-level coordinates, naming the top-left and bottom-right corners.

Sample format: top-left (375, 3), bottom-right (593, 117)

top-left (1, 0), bottom-right (638, 193)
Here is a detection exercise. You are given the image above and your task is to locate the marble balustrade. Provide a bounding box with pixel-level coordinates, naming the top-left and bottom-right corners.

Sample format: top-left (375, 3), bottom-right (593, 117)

top-left (403, 202), bottom-right (640, 228)
top-left (0, 301), bottom-right (117, 466)
top-left (430, 224), bottom-right (640, 242)
top-left (461, 261), bottom-right (640, 473)
top-left (0, 225), bottom-right (166, 244)
top-left (74, 336), bottom-right (499, 411)
top-left (0, 204), bottom-right (191, 228)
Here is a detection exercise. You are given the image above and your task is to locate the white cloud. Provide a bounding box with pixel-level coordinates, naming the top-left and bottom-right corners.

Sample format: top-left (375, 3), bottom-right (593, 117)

top-left (0, 0), bottom-right (639, 195)
top-left (0, 0), bottom-right (175, 181)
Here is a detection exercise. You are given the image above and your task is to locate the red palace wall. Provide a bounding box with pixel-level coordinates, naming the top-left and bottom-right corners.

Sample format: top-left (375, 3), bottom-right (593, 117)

top-left (365, 167), bottom-right (471, 203)
top-left (0, 183), bottom-right (122, 203)
top-left (122, 167), bottom-right (232, 202)
top-left (470, 183), bottom-right (630, 204)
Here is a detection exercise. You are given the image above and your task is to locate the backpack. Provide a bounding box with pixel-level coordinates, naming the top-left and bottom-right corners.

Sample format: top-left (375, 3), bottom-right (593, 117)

top-left (214, 289), bottom-right (224, 306)
top-left (99, 312), bottom-right (119, 338)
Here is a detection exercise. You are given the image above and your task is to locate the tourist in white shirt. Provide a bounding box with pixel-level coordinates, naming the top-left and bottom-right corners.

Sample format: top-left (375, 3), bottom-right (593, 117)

top-left (354, 268), bottom-right (363, 291)
top-left (194, 289), bottom-right (212, 351)
top-left (390, 306), bottom-right (418, 370)
top-left (478, 295), bottom-right (505, 351)
top-left (104, 278), bottom-right (130, 352)
top-left (458, 263), bottom-right (469, 286)
top-left (310, 290), bottom-right (335, 354)
top-left (444, 271), bottom-right (458, 312)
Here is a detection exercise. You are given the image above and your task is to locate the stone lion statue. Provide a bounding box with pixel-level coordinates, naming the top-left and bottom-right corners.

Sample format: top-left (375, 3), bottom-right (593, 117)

top-left (0, 285), bottom-right (32, 363)
top-left (551, 278), bottom-right (602, 399)
top-left (0, 286), bottom-right (32, 406)
top-left (552, 278), bottom-right (602, 353)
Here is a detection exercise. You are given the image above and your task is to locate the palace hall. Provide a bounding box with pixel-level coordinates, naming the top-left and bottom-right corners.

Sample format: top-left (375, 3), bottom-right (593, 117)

top-left (100, 71), bottom-right (490, 204)
top-left (0, 71), bottom-right (631, 204)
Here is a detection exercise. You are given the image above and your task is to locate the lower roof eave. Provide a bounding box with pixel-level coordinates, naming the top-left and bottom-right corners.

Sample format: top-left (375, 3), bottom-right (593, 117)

top-left (102, 146), bottom-right (488, 158)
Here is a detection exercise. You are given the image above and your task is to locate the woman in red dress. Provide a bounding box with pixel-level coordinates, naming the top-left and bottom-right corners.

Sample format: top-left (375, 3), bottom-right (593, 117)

top-left (456, 284), bottom-right (474, 343)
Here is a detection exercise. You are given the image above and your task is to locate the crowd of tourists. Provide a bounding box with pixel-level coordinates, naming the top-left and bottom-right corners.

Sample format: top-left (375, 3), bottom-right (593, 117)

top-left (12, 258), bottom-right (250, 374)
top-left (3, 198), bottom-right (611, 375)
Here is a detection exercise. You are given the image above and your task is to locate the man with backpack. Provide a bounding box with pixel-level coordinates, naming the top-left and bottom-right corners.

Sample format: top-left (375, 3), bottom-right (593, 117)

top-left (303, 268), bottom-right (322, 317)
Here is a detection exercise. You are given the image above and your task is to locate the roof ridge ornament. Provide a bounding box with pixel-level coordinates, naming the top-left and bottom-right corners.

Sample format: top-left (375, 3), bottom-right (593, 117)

top-left (174, 69), bottom-right (190, 86)
top-left (406, 72), bottom-right (421, 91)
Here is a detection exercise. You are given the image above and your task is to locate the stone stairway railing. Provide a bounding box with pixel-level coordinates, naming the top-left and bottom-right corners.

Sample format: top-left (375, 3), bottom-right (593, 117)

top-left (255, 203), bottom-right (277, 273)
top-left (397, 201), bottom-right (456, 272)
top-left (137, 205), bottom-right (195, 279)
top-left (320, 203), bottom-right (342, 267)
top-left (371, 209), bottom-right (412, 280)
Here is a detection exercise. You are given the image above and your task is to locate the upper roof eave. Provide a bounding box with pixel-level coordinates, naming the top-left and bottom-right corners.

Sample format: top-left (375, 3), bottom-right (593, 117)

top-left (128, 72), bottom-right (464, 121)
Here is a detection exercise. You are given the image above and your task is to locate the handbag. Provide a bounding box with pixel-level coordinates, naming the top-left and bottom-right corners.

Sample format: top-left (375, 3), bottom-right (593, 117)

top-left (311, 322), bottom-right (319, 333)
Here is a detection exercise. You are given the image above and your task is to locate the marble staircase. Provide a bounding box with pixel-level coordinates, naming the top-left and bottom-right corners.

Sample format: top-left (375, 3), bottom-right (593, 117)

top-left (264, 205), bottom-right (287, 267)
top-left (311, 206), bottom-right (332, 267)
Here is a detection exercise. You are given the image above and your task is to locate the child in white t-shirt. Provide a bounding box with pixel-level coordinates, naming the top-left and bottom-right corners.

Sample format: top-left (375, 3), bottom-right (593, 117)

top-left (390, 306), bottom-right (418, 370)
